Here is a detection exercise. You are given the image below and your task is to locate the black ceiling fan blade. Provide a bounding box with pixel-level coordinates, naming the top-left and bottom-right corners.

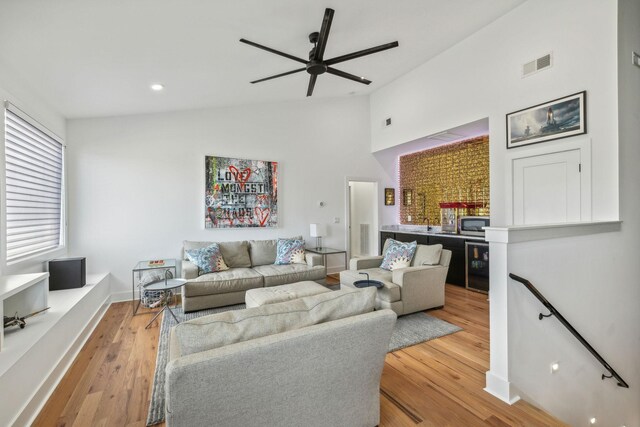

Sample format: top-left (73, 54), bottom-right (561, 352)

top-left (326, 67), bottom-right (372, 85)
top-left (306, 74), bottom-right (318, 97)
top-left (250, 68), bottom-right (306, 84)
top-left (240, 38), bottom-right (308, 64)
top-left (325, 41), bottom-right (399, 66)
top-left (314, 8), bottom-right (334, 61)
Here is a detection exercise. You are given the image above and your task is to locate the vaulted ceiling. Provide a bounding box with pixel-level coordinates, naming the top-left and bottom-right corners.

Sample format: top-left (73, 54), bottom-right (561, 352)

top-left (0, 0), bottom-right (525, 118)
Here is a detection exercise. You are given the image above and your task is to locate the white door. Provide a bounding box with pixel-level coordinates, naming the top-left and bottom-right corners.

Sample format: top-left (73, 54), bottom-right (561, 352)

top-left (513, 149), bottom-right (582, 225)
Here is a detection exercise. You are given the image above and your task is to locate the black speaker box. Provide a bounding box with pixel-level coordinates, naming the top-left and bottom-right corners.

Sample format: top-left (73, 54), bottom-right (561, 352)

top-left (48, 257), bottom-right (86, 291)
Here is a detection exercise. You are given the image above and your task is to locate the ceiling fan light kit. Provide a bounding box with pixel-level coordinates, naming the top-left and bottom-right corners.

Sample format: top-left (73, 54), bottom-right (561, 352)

top-left (240, 8), bottom-right (398, 97)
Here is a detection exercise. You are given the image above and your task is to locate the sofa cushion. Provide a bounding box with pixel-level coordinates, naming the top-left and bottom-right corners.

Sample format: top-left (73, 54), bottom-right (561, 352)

top-left (340, 268), bottom-right (401, 303)
top-left (245, 281), bottom-right (331, 307)
top-left (252, 263), bottom-right (326, 287)
top-left (172, 287), bottom-right (377, 356)
top-left (218, 241), bottom-right (252, 268)
top-left (184, 243), bottom-right (229, 273)
top-left (249, 239), bottom-right (278, 266)
top-left (380, 239), bottom-right (417, 271)
top-left (182, 268), bottom-right (263, 297)
top-left (274, 238), bottom-right (306, 265)
top-left (411, 244), bottom-right (443, 266)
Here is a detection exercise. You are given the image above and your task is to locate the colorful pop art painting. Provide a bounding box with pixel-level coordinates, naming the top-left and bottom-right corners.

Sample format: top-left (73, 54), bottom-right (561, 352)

top-left (205, 156), bottom-right (278, 228)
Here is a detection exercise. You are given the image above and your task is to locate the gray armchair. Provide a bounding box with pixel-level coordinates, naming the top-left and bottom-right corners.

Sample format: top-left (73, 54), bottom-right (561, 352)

top-left (339, 244), bottom-right (451, 316)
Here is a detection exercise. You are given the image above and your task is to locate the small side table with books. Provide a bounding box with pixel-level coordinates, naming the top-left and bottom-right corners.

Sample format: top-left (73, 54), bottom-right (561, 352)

top-left (132, 259), bottom-right (178, 315)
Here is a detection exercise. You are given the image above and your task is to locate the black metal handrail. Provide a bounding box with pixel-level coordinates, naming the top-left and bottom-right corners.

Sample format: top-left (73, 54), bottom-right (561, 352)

top-left (509, 273), bottom-right (629, 388)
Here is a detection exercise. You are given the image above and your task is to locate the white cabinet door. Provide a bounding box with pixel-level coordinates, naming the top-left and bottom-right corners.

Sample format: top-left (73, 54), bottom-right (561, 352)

top-left (513, 149), bottom-right (582, 225)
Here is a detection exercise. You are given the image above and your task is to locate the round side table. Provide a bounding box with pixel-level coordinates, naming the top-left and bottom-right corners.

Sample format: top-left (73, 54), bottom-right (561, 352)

top-left (143, 278), bottom-right (187, 329)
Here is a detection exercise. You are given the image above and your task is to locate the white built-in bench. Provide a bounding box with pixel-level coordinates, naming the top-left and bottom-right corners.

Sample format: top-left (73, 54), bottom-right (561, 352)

top-left (0, 272), bottom-right (110, 427)
top-left (0, 273), bottom-right (49, 351)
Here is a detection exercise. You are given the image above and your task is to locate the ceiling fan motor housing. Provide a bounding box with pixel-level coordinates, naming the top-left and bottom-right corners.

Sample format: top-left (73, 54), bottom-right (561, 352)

top-left (307, 32), bottom-right (326, 75)
top-left (309, 31), bottom-right (320, 44)
top-left (306, 60), bottom-right (327, 75)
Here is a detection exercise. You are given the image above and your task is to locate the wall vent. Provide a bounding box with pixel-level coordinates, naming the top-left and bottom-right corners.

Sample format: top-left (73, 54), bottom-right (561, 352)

top-left (385, 117), bottom-right (392, 127)
top-left (360, 224), bottom-right (370, 254)
top-left (522, 52), bottom-right (553, 77)
top-left (429, 131), bottom-right (464, 142)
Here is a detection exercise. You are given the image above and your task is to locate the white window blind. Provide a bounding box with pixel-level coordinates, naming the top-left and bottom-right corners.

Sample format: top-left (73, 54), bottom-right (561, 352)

top-left (4, 103), bottom-right (64, 262)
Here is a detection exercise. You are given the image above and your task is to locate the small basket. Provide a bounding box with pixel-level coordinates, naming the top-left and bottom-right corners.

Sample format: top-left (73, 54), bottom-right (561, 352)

top-left (138, 269), bottom-right (173, 308)
top-left (140, 287), bottom-right (165, 308)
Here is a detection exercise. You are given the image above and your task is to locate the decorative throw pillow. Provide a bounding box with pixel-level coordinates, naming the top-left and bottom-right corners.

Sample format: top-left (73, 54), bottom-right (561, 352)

top-left (274, 238), bottom-right (306, 265)
top-left (411, 244), bottom-right (443, 266)
top-left (184, 243), bottom-right (229, 274)
top-left (138, 269), bottom-right (173, 286)
top-left (380, 239), bottom-right (417, 271)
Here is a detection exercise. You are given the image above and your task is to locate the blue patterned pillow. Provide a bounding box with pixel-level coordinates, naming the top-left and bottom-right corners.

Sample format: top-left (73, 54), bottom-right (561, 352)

top-left (185, 243), bottom-right (229, 274)
top-left (380, 239), bottom-right (417, 271)
top-left (274, 239), bottom-right (306, 265)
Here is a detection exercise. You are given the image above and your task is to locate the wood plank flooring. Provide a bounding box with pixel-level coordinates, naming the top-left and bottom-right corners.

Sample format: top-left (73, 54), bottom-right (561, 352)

top-left (33, 278), bottom-right (566, 426)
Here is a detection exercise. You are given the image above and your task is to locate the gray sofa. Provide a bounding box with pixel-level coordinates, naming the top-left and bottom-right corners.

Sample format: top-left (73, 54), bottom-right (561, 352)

top-left (166, 287), bottom-right (397, 427)
top-left (181, 238), bottom-right (326, 312)
top-left (340, 243), bottom-right (451, 316)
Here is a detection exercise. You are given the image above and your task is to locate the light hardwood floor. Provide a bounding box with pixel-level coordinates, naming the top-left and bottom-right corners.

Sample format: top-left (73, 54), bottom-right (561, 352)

top-left (34, 278), bottom-right (566, 427)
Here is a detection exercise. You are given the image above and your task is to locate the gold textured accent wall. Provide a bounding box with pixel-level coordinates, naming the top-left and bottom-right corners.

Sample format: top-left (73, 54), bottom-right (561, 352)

top-left (399, 136), bottom-right (489, 225)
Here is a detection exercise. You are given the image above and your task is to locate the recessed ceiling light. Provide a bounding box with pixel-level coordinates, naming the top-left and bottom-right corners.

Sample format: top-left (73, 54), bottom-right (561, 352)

top-left (150, 83), bottom-right (164, 91)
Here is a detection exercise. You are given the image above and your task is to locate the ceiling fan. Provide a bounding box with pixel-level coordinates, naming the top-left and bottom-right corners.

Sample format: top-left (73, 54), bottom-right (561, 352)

top-left (240, 8), bottom-right (399, 97)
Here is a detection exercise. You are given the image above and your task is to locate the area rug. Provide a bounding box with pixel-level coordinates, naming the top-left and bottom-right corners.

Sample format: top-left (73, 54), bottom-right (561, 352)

top-left (146, 305), bottom-right (461, 426)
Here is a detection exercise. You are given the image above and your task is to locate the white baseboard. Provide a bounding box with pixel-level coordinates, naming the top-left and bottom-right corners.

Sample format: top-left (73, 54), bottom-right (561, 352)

top-left (111, 289), bottom-right (133, 303)
top-left (484, 370), bottom-right (521, 405)
top-left (111, 288), bottom-right (182, 304)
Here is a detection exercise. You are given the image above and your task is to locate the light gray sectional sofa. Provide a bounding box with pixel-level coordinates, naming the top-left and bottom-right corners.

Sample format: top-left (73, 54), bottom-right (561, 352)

top-left (181, 238), bottom-right (326, 312)
top-left (166, 287), bottom-right (396, 427)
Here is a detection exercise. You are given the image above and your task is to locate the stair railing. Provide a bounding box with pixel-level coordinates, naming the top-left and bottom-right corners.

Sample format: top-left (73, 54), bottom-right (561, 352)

top-left (509, 273), bottom-right (629, 388)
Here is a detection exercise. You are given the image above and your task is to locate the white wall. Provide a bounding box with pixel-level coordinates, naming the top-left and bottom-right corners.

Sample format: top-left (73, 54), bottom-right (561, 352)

top-left (370, 0), bottom-right (619, 226)
top-left (369, 0), bottom-right (639, 425)
top-left (0, 59), bottom-right (68, 275)
top-left (67, 96), bottom-right (395, 296)
top-left (504, 5), bottom-right (640, 424)
top-left (506, 227), bottom-right (639, 426)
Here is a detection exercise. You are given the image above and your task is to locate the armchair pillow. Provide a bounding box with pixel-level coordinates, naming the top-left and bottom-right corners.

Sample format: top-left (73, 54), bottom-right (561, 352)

top-left (184, 243), bottom-right (229, 274)
top-left (380, 239), bottom-right (417, 271)
top-left (274, 238), bottom-right (306, 265)
top-left (411, 243), bottom-right (443, 266)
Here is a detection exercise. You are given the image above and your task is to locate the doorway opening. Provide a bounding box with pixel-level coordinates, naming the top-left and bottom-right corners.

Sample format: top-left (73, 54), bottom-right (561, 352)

top-left (346, 180), bottom-right (379, 261)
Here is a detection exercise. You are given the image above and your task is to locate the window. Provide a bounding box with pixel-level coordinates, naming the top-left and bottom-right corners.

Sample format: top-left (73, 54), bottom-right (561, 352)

top-left (4, 102), bottom-right (64, 262)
